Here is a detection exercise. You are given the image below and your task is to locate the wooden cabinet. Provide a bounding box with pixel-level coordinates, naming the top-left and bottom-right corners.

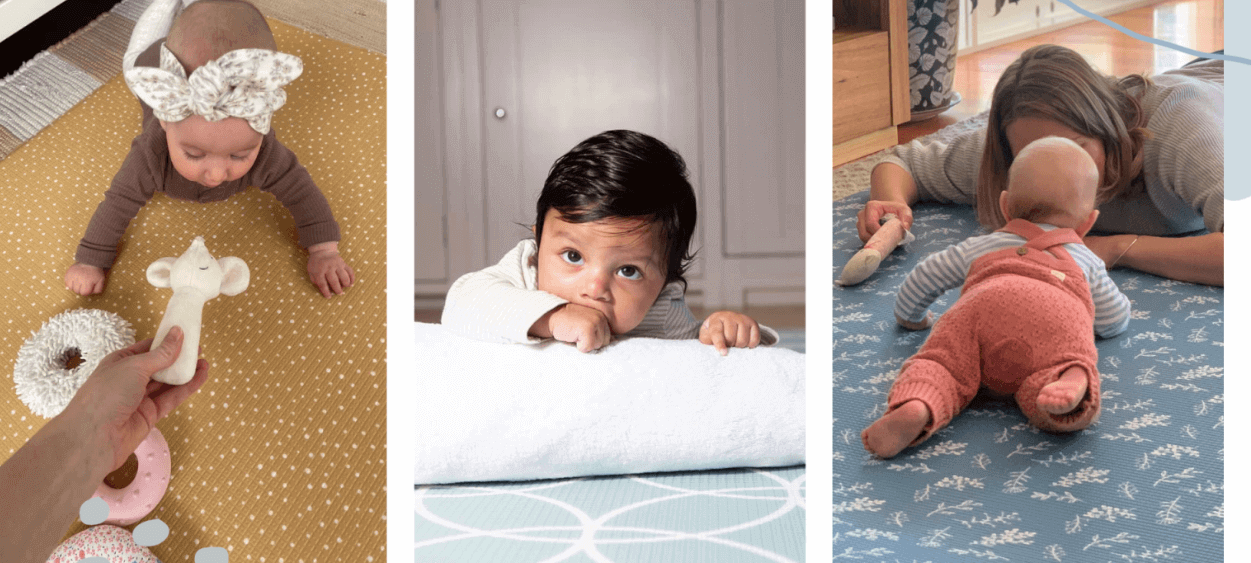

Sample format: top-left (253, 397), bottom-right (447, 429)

top-left (832, 0), bottom-right (910, 167)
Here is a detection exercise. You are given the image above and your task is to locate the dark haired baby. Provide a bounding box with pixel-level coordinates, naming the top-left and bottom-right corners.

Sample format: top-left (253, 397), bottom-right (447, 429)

top-left (441, 130), bottom-right (778, 353)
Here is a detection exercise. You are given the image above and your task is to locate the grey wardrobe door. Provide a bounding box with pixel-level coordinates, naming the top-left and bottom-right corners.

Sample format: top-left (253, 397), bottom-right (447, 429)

top-left (479, 0), bottom-right (701, 261)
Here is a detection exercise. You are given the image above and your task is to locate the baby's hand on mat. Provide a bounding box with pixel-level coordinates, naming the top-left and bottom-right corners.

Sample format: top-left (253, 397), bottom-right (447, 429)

top-left (65, 263), bottom-right (106, 296)
top-left (700, 311), bottom-right (761, 356)
top-left (307, 242), bottom-right (356, 298)
top-left (895, 312), bottom-right (934, 331)
top-left (533, 303), bottom-right (611, 353)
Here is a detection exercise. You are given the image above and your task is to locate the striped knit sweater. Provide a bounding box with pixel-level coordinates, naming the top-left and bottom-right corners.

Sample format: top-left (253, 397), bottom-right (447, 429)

top-left (895, 225), bottom-right (1131, 339)
top-left (442, 239), bottom-right (780, 346)
top-left (877, 59), bottom-right (1223, 236)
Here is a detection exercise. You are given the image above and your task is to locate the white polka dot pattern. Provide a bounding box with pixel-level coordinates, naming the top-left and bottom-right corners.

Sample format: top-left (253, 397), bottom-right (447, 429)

top-left (0, 19), bottom-right (385, 561)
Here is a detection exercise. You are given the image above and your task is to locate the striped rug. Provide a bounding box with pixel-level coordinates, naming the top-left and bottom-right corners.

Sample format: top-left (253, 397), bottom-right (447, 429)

top-left (0, 0), bottom-right (150, 161)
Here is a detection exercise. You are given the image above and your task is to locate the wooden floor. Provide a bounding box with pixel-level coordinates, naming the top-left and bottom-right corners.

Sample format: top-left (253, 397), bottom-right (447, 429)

top-left (899, 0), bottom-right (1223, 143)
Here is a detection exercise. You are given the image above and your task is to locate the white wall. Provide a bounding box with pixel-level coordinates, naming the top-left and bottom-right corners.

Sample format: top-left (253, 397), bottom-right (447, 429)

top-left (420, 0), bottom-right (805, 310)
top-left (0, 0), bottom-right (67, 43)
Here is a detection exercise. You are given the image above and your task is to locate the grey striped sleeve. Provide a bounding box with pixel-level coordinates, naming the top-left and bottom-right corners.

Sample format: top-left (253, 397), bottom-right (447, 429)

top-left (894, 230), bottom-right (1131, 338)
top-left (879, 120), bottom-right (985, 206)
top-left (627, 283), bottom-right (700, 340)
top-left (626, 283), bottom-right (780, 346)
top-left (1068, 245), bottom-right (1132, 338)
top-left (1137, 71), bottom-right (1224, 233)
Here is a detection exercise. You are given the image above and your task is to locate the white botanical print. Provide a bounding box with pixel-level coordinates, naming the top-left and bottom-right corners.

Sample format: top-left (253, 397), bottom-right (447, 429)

top-left (124, 44), bottom-right (302, 134)
top-left (832, 193), bottom-right (1223, 560)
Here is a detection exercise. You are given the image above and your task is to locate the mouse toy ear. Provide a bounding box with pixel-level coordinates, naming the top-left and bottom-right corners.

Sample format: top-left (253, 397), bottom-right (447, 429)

top-left (218, 257), bottom-right (250, 296)
top-left (146, 257), bottom-right (178, 288)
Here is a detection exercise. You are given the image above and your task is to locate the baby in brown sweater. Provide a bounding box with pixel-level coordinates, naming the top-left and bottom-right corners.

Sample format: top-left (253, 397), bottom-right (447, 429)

top-left (64, 0), bottom-right (354, 298)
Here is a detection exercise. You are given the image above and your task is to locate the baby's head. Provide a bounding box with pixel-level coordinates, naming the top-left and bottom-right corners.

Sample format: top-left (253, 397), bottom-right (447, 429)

top-left (158, 1), bottom-right (278, 188)
top-left (533, 130), bottom-right (697, 335)
top-left (999, 136), bottom-right (1100, 231)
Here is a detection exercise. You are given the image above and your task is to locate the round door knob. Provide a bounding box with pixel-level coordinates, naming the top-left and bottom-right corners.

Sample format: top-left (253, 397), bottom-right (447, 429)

top-left (494, 107), bottom-right (506, 119)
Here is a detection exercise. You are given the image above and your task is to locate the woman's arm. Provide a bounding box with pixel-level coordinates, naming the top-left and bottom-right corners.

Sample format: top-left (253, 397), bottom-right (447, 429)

top-left (857, 125), bottom-right (987, 241)
top-left (870, 161), bottom-right (920, 205)
top-left (0, 329), bottom-right (206, 563)
top-left (857, 162), bottom-right (920, 241)
top-left (0, 404), bottom-right (115, 563)
top-left (1086, 232), bottom-right (1223, 286)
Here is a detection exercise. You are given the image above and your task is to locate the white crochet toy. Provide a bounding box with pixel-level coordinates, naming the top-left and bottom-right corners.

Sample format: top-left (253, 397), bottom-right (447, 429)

top-left (147, 237), bottom-right (249, 384)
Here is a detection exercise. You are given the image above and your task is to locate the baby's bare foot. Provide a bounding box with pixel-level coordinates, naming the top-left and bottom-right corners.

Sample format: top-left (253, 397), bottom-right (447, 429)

top-left (862, 400), bottom-right (931, 459)
top-left (1037, 368), bottom-right (1088, 414)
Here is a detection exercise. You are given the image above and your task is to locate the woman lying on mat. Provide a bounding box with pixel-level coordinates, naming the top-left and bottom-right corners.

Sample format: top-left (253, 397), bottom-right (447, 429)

top-left (856, 44), bottom-right (1223, 286)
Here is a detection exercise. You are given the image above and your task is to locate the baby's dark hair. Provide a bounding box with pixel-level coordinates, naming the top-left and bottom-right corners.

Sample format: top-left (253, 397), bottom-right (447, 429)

top-left (535, 130), bottom-right (697, 287)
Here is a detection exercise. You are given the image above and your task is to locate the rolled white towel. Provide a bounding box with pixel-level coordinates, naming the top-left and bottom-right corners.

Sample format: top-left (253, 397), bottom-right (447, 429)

top-left (414, 322), bottom-right (805, 484)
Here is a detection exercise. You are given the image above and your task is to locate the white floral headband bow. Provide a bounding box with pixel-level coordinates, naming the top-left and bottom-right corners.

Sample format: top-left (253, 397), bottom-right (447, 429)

top-left (124, 43), bottom-right (303, 135)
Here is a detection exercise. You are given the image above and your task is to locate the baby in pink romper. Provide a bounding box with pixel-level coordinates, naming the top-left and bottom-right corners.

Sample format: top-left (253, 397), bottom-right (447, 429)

top-left (862, 137), bottom-right (1131, 459)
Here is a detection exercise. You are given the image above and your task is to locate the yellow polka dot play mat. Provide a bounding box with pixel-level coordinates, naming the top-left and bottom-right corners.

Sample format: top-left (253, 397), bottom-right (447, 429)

top-left (0, 19), bottom-right (385, 562)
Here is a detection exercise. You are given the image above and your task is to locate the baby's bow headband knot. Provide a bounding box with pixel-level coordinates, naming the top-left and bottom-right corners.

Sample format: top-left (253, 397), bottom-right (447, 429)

top-left (125, 43), bottom-right (303, 134)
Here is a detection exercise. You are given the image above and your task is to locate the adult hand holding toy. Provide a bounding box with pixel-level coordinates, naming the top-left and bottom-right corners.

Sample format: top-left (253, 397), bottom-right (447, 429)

top-left (0, 328), bottom-right (207, 563)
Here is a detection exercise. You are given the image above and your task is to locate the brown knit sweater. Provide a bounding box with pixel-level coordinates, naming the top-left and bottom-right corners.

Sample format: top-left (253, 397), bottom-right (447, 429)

top-left (75, 40), bottom-right (340, 269)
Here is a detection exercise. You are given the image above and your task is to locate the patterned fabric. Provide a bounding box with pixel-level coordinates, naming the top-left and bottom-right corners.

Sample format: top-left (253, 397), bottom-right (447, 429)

top-left (416, 466), bottom-right (805, 562)
top-left (907, 0), bottom-right (959, 111)
top-left (833, 193), bottom-right (1223, 561)
top-left (47, 525), bottom-right (159, 563)
top-left (124, 43), bottom-right (302, 134)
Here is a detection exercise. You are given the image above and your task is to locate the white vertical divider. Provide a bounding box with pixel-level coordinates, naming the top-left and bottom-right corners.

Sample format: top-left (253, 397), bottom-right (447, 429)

top-left (391, 1), bottom-right (418, 562)
top-left (806, 0), bottom-right (835, 559)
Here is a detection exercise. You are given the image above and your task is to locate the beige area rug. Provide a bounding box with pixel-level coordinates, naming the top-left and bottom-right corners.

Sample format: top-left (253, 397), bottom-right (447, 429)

top-left (832, 113), bottom-right (989, 201)
top-left (251, 0), bottom-right (386, 54)
top-left (0, 18), bottom-right (385, 562)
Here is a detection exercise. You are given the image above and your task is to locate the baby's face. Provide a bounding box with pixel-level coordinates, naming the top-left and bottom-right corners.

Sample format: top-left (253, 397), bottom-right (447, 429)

top-left (161, 116), bottom-right (262, 188)
top-left (535, 210), bottom-right (668, 335)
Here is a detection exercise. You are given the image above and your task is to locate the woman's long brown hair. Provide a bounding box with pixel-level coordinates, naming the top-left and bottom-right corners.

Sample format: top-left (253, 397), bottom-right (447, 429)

top-left (976, 45), bottom-right (1151, 229)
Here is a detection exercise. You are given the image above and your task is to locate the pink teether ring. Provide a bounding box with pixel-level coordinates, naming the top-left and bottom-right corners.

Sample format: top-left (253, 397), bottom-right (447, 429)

top-left (47, 525), bottom-right (159, 563)
top-left (92, 427), bottom-right (171, 526)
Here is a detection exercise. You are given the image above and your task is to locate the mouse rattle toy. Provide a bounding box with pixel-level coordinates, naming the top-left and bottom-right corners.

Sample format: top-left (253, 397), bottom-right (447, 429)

top-left (147, 236), bottom-right (249, 384)
top-left (837, 213), bottom-right (915, 286)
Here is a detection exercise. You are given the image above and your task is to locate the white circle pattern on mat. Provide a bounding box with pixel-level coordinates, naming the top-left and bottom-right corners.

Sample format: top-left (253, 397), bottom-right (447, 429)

top-left (416, 468), bottom-right (807, 562)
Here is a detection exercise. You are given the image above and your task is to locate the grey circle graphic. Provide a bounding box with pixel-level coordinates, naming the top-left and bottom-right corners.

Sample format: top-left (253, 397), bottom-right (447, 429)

top-left (79, 497), bottom-right (110, 525)
top-left (133, 519), bottom-right (170, 546)
top-left (196, 546), bottom-right (229, 563)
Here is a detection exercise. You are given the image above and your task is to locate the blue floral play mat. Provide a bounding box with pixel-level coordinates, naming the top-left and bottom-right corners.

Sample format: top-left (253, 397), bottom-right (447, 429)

top-left (832, 193), bottom-right (1222, 562)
